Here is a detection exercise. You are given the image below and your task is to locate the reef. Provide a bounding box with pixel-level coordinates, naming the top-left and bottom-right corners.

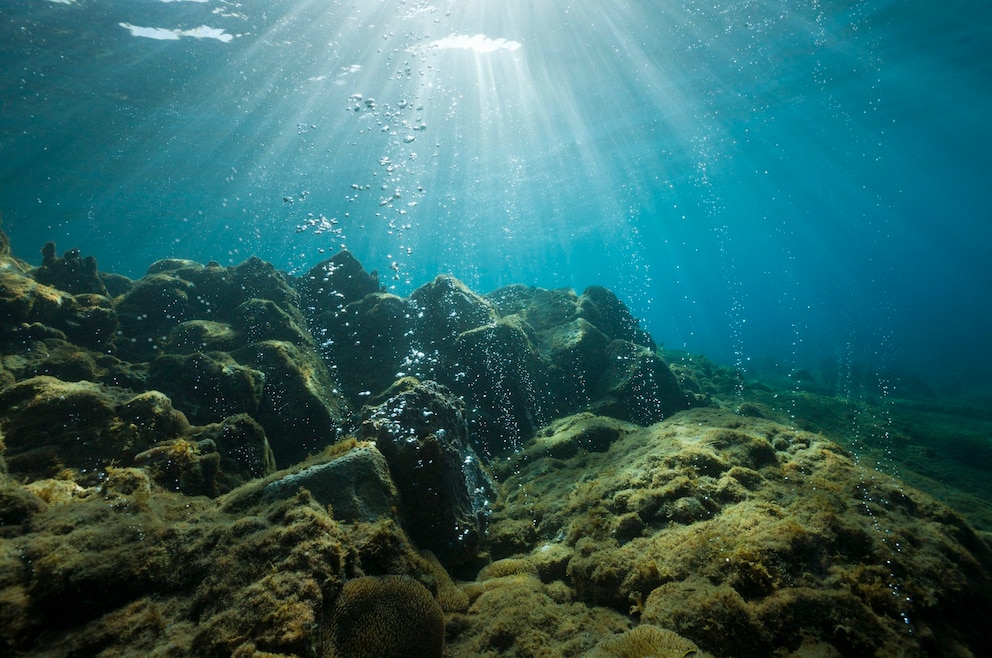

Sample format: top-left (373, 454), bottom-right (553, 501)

top-left (1, 230), bottom-right (991, 657)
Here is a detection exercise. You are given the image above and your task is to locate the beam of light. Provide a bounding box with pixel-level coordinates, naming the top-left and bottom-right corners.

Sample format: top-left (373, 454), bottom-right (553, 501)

top-left (6, 0), bottom-right (985, 375)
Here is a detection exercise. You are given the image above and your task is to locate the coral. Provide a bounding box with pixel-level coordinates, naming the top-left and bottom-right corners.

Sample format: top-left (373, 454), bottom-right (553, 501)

top-left (478, 557), bottom-right (540, 581)
top-left (325, 575), bottom-right (444, 658)
top-left (588, 624), bottom-right (704, 658)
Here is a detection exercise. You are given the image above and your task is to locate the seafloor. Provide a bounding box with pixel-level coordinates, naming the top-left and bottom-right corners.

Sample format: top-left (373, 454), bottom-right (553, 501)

top-left (1, 229), bottom-right (990, 657)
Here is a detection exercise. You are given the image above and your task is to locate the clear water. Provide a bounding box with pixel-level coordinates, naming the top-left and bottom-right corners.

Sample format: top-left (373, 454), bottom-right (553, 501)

top-left (2, 0), bottom-right (990, 386)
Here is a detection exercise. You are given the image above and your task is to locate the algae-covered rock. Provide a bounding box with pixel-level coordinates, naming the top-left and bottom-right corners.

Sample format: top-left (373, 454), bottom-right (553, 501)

top-left (234, 340), bottom-right (349, 467)
top-left (361, 380), bottom-right (493, 569)
top-left (591, 339), bottom-right (697, 425)
top-left (263, 443), bottom-right (398, 521)
top-left (486, 407), bottom-right (992, 657)
top-left (446, 571), bottom-right (630, 656)
top-left (578, 285), bottom-right (655, 348)
top-left (298, 249), bottom-right (382, 310)
top-left (116, 256), bottom-right (306, 360)
top-left (0, 269), bottom-right (74, 328)
top-left (310, 291), bottom-right (415, 402)
top-left (0, 376), bottom-right (188, 481)
top-left (32, 243), bottom-right (109, 296)
top-left (233, 297), bottom-right (311, 346)
top-left (165, 319), bottom-right (243, 353)
top-left (148, 351), bottom-right (265, 425)
top-left (188, 414), bottom-right (276, 492)
top-left (410, 274), bottom-right (498, 350)
top-left (450, 315), bottom-right (555, 455)
top-left (1, 229), bottom-right (990, 658)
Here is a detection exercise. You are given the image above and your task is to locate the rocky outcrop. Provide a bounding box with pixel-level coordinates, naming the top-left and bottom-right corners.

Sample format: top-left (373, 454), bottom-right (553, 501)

top-left (360, 379), bottom-right (494, 569)
top-left (305, 259), bottom-right (703, 458)
top-left (1, 229), bottom-right (991, 657)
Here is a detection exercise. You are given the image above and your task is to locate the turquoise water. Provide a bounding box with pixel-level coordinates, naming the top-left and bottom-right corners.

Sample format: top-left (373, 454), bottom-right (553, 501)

top-left (2, 0), bottom-right (990, 385)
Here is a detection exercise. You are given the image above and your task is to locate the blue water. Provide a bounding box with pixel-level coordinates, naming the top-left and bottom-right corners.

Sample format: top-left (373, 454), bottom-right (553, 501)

top-left (2, 0), bottom-right (990, 387)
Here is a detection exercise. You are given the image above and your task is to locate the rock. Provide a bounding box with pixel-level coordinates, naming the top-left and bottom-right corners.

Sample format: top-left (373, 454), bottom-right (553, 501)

top-left (146, 259), bottom-right (203, 275)
top-left (361, 380), bottom-right (493, 568)
top-left (115, 272), bottom-right (196, 348)
top-left (116, 257), bottom-right (306, 361)
top-left (310, 292), bottom-right (415, 402)
top-left (165, 319), bottom-right (243, 354)
top-left (148, 352), bottom-right (264, 425)
top-left (0, 377), bottom-right (189, 482)
top-left (450, 316), bottom-right (556, 455)
top-left (32, 243), bottom-right (109, 296)
top-left (191, 414), bottom-right (276, 488)
top-left (230, 256), bottom-right (302, 317)
top-left (263, 443), bottom-right (398, 521)
top-left (232, 297), bottom-right (311, 346)
top-left (0, 269), bottom-right (72, 328)
top-left (100, 272), bottom-right (133, 298)
top-left (133, 436), bottom-right (222, 496)
top-left (544, 318), bottom-right (611, 401)
top-left (234, 340), bottom-right (349, 467)
top-left (297, 249), bottom-right (382, 311)
top-left (591, 340), bottom-right (697, 425)
top-left (60, 293), bottom-right (117, 349)
top-left (578, 285), bottom-right (655, 348)
top-left (410, 274), bottom-right (498, 351)
top-left (0, 337), bottom-right (96, 382)
top-left (0, 479), bottom-right (47, 526)
top-left (488, 407), bottom-right (992, 657)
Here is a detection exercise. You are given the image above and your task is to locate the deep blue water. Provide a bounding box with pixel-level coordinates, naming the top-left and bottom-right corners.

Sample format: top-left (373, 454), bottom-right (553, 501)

top-left (2, 0), bottom-right (990, 389)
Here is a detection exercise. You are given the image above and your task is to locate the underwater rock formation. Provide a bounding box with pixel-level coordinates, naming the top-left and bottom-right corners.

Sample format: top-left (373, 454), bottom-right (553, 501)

top-left (306, 265), bottom-right (702, 457)
top-left (361, 379), bottom-right (494, 570)
top-left (1, 229), bottom-right (991, 657)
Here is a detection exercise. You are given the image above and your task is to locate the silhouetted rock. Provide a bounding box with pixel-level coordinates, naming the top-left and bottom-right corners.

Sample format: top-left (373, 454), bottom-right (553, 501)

top-left (311, 292), bottom-right (416, 402)
top-left (591, 340), bottom-right (696, 425)
top-left (234, 340), bottom-right (349, 467)
top-left (410, 274), bottom-right (498, 351)
top-left (297, 249), bottom-right (382, 311)
top-left (578, 285), bottom-right (656, 349)
top-left (148, 352), bottom-right (265, 425)
top-left (361, 380), bottom-right (493, 569)
top-left (33, 243), bottom-right (109, 296)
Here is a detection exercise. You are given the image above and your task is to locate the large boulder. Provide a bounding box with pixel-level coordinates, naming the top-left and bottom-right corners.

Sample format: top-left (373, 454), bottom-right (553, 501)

top-left (147, 352), bottom-right (265, 425)
top-left (360, 380), bottom-right (494, 569)
top-left (310, 292), bottom-right (416, 403)
top-left (591, 340), bottom-right (697, 425)
top-left (297, 249), bottom-right (382, 312)
top-left (449, 316), bottom-right (558, 455)
top-left (115, 257), bottom-right (307, 361)
top-left (234, 340), bottom-right (350, 467)
top-left (0, 376), bottom-right (190, 481)
top-left (410, 274), bottom-right (498, 353)
top-left (578, 285), bottom-right (656, 348)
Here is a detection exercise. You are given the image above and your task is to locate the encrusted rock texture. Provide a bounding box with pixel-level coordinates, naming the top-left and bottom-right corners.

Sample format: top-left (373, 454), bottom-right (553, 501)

top-left (1, 232), bottom-right (990, 657)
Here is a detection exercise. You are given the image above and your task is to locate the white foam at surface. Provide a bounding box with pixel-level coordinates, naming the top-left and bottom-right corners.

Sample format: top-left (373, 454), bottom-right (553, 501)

top-left (119, 23), bottom-right (234, 43)
top-left (415, 33), bottom-right (521, 54)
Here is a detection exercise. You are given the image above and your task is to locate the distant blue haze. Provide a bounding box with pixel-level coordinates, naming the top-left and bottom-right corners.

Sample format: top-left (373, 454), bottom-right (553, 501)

top-left (2, 0), bottom-right (989, 388)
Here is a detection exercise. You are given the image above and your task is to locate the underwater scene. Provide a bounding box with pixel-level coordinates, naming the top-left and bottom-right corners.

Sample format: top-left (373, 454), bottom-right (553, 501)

top-left (1, 0), bottom-right (991, 656)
